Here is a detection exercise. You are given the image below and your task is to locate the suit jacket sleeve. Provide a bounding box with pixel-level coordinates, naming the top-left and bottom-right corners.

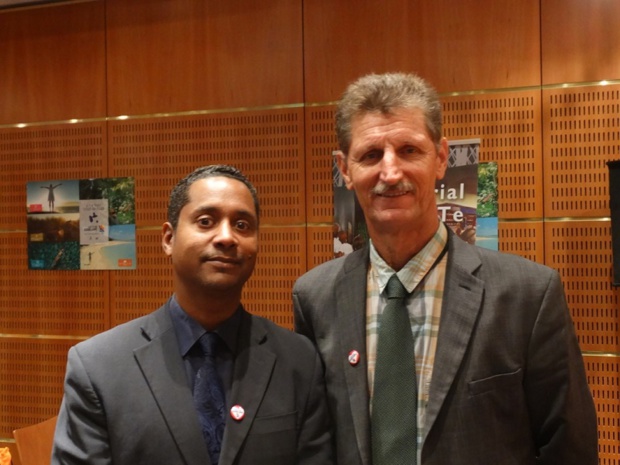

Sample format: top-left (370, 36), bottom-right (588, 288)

top-left (52, 345), bottom-right (112, 465)
top-left (524, 269), bottom-right (598, 464)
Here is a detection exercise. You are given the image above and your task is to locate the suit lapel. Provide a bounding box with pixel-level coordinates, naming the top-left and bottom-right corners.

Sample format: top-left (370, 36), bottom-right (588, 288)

top-left (218, 311), bottom-right (275, 465)
top-left (134, 304), bottom-right (211, 465)
top-left (336, 249), bottom-right (373, 465)
top-left (423, 235), bottom-right (484, 441)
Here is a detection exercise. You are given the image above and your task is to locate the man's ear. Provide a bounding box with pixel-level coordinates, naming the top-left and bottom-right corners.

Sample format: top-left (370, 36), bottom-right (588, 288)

top-left (162, 222), bottom-right (174, 257)
top-left (335, 150), bottom-right (353, 190)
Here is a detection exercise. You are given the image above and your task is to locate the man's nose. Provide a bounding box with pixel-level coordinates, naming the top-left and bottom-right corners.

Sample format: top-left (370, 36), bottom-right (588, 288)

top-left (380, 149), bottom-right (403, 184)
top-left (214, 221), bottom-right (237, 246)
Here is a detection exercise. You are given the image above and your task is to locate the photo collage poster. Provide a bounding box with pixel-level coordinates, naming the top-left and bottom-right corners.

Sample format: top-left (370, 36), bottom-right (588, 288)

top-left (26, 177), bottom-right (136, 270)
top-left (333, 139), bottom-right (498, 257)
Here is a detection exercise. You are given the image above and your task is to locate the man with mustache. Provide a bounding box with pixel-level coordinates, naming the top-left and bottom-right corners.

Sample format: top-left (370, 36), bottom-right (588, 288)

top-left (52, 165), bottom-right (333, 465)
top-left (293, 73), bottom-right (598, 464)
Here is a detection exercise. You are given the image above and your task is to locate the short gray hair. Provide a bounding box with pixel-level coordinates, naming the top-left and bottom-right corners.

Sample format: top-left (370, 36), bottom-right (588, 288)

top-left (335, 72), bottom-right (443, 155)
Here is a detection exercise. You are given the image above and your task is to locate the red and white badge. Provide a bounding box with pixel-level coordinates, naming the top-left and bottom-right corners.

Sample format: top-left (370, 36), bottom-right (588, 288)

top-left (348, 350), bottom-right (360, 366)
top-left (230, 405), bottom-right (245, 421)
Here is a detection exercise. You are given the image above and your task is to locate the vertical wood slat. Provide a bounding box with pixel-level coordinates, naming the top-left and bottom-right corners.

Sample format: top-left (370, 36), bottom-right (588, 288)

top-left (105, 0), bottom-right (303, 116)
top-left (0, 1), bottom-right (106, 124)
top-left (303, 0), bottom-right (541, 101)
top-left (541, 0), bottom-right (620, 85)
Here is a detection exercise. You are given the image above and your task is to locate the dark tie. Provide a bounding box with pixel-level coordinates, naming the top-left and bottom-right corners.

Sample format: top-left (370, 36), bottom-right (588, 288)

top-left (372, 274), bottom-right (418, 465)
top-left (193, 332), bottom-right (226, 465)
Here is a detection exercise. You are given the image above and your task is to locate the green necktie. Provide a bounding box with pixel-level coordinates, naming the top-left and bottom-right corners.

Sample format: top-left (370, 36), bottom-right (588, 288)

top-left (372, 274), bottom-right (418, 465)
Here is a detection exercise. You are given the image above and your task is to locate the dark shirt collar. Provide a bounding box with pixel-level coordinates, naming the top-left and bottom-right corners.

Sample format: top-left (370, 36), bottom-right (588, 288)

top-left (168, 294), bottom-right (242, 357)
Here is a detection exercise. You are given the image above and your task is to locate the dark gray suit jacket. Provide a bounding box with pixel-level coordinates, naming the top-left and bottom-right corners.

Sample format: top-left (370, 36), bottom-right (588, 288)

top-left (52, 300), bottom-right (333, 465)
top-left (293, 232), bottom-right (598, 465)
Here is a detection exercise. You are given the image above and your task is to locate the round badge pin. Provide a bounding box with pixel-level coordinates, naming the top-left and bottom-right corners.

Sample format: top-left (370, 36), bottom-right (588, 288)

top-left (348, 350), bottom-right (360, 366)
top-left (230, 405), bottom-right (245, 421)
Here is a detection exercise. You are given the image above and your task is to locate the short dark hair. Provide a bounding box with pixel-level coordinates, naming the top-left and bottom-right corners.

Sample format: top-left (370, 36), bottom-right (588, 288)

top-left (335, 72), bottom-right (443, 155)
top-left (167, 164), bottom-right (260, 229)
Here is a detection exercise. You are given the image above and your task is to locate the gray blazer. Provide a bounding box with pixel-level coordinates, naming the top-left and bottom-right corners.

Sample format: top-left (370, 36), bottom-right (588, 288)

top-left (52, 301), bottom-right (333, 465)
top-left (293, 231), bottom-right (598, 465)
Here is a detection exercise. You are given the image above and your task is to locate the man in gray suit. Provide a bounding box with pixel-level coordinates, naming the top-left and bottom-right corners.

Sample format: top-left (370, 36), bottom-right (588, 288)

top-left (293, 73), bottom-right (598, 464)
top-left (52, 165), bottom-right (333, 465)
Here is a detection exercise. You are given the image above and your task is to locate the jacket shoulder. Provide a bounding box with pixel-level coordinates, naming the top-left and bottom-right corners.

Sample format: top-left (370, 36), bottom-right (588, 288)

top-left (294, 248), bottom-right (366, 290)
top-left (72, 304), bottom-right (168, 359)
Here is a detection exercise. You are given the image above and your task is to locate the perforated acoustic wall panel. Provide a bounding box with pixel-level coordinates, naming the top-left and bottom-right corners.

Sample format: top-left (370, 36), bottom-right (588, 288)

top-left (0, 337), bottom-right (78, 439)
top-left (543, 84), bottom-right (620, 218)
top-left (442, 91), bottom-right (543, 216)
top-left (0, 232), bottom-right (109, 335)
top-left (544, 86), bottom-right (620, 456)
top-left (0, 123), bottom-right (107, 230)
top-left (109, 229), bottom-right (172, 326)
top-left (586, 356), bottom-right (620, 464)
top-left (248, 227), bottom-right (307, 329)
top-left (108, 109), bottom-right (305, 227)
top-left (108, 109), bottom-right (305, 328)
top-left (0, 123), bottom-right (110, 337)
top-left (0, 123), bottom-right (108, 435)
top-left (545, 220), bottom-right (620, 456)
top-left (496, 222), bottom-right (545, 264)
top-left (442, 91), bottom-right (544, 262)
top-left (545, 221), bottom-right (618, 351)
top-left (305, 106), bottom-right (338, 269)
top-left (543, 84), bottom-right (620, 350)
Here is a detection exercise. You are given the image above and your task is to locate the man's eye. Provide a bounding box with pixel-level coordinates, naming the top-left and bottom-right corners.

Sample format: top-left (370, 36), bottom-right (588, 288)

top-left (198, 217), bottom-right (214, 227)
top-left (361, 150), bottom-right (382, 162)
top-left (235, 221), bottom-right (251, 231)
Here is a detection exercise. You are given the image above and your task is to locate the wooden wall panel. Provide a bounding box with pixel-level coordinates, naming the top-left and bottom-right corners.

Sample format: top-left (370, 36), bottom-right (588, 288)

top-left (545, 220), bottom-right (619, 352)
top-left (306, 225), bottom-right (333, 271)
top-left (106, 0), bottom-right (303, 116)
top-left (0, 122), bottom-right (107, 230)
top-left (304, 105), bottom-right (337, 226)
top-left (245, 226), bottom-right (307, 330)
top-left (0, 231), bottom-right (109, 336)
top-left (0, 123), bottom-right (109, 337)
top-left (109, 229), bottom-right (172, 326)
top-left (107, 109), bottom-right (305, 227)
top-left (443, 91), bottom-right (543, 220)
top-left (0, 1), bottom-right (106, 124)
top-left (585, 356), bottom-right (620, 464)
top-left (0, 337), bottom-right (78, 437)
top-left (303, 0), bottom-right (540, 102)
top-left (498, 222), bottom-right (545, 264)
top-left (543, 85), bottom-right (620, 218)
top-left (541, 0), bottom-right (620, 84)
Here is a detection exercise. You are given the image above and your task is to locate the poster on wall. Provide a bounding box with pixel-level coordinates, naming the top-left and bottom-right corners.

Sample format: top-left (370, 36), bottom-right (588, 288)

top-left (439, 139), bottom-right (498, 250)
top-left (333, 139), bottom-right (498, 257)
top-left (332, 151), bottom-right (366, 258)
top-left (475, 161), bottom-right (499, 250)
top-left (26, 177), bottom-right (136, 270)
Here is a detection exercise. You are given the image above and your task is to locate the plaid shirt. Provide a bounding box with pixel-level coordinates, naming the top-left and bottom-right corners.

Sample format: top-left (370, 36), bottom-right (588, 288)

top-left (367, 222), bottom-right (448, 458)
